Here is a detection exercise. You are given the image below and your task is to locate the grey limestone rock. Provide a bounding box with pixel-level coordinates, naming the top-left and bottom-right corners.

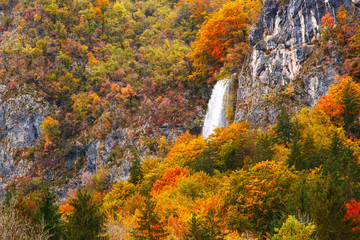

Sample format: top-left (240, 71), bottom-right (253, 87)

top-left (234, 0), bottom-right (354, 126)
top-left (0, 85), bottom-right (49, 191)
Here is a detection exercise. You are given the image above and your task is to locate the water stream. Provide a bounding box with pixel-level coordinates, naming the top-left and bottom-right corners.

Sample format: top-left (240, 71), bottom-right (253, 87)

top-left (202, 78), bottom-right (231, 138)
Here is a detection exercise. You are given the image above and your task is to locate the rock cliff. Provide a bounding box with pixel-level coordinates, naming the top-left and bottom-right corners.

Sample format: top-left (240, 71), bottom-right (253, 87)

top-left (234, 0), bottom-right (355, 126)
top-left (0, 85), bottom-right (49, 191)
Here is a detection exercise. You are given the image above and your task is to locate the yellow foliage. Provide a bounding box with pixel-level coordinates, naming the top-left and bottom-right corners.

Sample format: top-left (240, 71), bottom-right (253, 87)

top-left (87, 52), bottom-right (100, 66)
top-left (41, 116), bottom-right (61, 142)
top-left (208, 121), bottom-right (250, 150)
top-left (220, 161), bottom-right (297, 236)
top-left (71, 92), bottom-right (101, 121)
top-left (294, 108), bottom-right (342, 150)
top-left (104, 181), bottom-right (137, 214)
top-left (165, 131), bottom-right (208, 167)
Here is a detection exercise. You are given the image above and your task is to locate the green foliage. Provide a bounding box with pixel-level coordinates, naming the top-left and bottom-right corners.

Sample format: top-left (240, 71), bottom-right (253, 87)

top-left (64, 188), bottom-right (105, 240)
top-left (33, 190), bottom-right (63, 240)
top-left (185, 213), bottom-right (208, 240)
top-left (129, 157), bottom-right (144, 185)
top-left (132, 198), bottom-right (168, 240)
top-left (255, 131), bottom-right (275, 163)
top-left (272, 215), bottom-right (315, 240)
top-left (274, 107), bottom-right (293, 147)
top-left (312, 179), bottom-right (358, 240)
top-left (185, 209), bottom-right (225, 240)
top-left (340, 80), bottom-right (360, 134)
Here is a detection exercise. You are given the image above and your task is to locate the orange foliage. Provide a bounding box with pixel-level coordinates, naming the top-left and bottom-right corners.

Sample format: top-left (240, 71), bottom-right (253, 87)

top-left (151, 166), bottom-right (190, 195)
top-left (315, 95), bottom-right (344, 125)
top-left (110, 83), bottom-right (120, 93)
top-left (321, 6), bottom-right (360, 78)
top-left (321, 12), bottom-right (335, 29)
top-left (315, 75), bottom-right (360, 126)
top-left (165, 131), bottom-right (208, 166)
top-left (189, 0), bottom-right (261, 81)
top-left (90, 0), bottom-right (110, 21)
top-left (60, 193), bottom-right (76, 221)
top-left (121, 84), bottom-right (136, 99)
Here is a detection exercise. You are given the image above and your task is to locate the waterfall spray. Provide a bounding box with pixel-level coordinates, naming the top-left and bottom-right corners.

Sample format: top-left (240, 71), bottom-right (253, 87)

top-left (202, 78), bottom-right (232, 138)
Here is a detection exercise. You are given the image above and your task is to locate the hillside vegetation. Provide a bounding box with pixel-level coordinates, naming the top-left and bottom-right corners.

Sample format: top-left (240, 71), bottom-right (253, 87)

top-left (1, 1), bottom-right (360, 240)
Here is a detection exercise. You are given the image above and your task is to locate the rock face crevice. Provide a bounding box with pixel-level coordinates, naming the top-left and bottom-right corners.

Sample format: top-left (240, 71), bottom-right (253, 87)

top-left (235, 0), bottom-right (353, 126)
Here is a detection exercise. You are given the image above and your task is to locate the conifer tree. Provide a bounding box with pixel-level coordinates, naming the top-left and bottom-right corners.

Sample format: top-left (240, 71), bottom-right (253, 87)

top-left (129, 147), bottom-right (143, 185)
top-left (185, 213), bottom-right (207, 240)
top-left (132, 199), bottom-right (168, 240)
top-left (129, 158), bottom-right (143, 185)
top-left (274, 107), bottom-right (293, 148)
top-left (340, 80), bottom-right (360, 134)
top-left (33, 190), bottom-right (63, 240)
top-left (203, 208), bottom-right (225, 240)
top-left (64, 188), bottom-right (104, 240)
top-left (312, 179), bottom-right (358, 240)
top-left (255, 132), bottom-right (275, 163)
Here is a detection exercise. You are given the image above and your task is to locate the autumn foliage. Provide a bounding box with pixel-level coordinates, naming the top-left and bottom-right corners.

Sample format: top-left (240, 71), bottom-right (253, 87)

top-left (189, 0), bottom-right (261, 82)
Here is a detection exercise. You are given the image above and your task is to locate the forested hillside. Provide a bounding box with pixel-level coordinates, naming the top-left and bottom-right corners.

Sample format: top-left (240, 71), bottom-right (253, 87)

top-left (1, 0), bottom-right (360, 239)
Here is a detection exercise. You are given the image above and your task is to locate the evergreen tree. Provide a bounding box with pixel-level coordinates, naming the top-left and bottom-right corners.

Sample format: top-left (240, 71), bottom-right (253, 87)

top-left (312, 179), bottom-right (358, 240)
top-left (132, 199), bottom-right (168, 240)
top-left (287, 174), bottom-right (312, 220)
top-left (185, 213), bottom-right (207, 240)
top-left (287, 137), bottom-right (302, 169)
top-left (65, 188), bottom-right (104, 240)
top-left (129, 147), bottom-right (143, 185)
top-left (300, 134), bottom-right (318, 169)
top-left (33, 190), bottom-right (63, 240)
top-left (203, 208), bottom-right (225, 240)
top-left (129, 158), bottom-right (143, 185)
top-left (255, 132), bottom-right (275, 163)
top-left (340, 81), bottom-right (360, 134)
top-left (274, 107), bottom-right (293, 148)
top-left (323, 130), bottom-right (360, 197)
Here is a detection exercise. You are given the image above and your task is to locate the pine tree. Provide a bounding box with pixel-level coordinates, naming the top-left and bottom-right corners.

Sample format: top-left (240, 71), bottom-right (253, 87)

top-left (255, 132), bottom-right (275, 163)
top-left (64, 188), bottom-right (104, 240)
top-left (312, 179), bottom-right (357, 240)
top-left (340, 81), bottom-right (360, 134)
top-left (185, 213), bottom-right (207, 240)
top-left (33, 190), bottom-right (63, 240)
top-left (132, 199), bottom-right (168, 240)
top-left (274, 107), bottom-right (293, 148)
top-left (203, 208), bottom-right (225, 240)
top-left (129, 158), bottom-right (143, 185)
top-left (129, 147), bottom-right (143, 185)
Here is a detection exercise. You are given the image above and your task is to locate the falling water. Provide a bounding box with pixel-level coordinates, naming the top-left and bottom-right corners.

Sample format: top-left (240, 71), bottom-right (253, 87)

top-left (202, 78), bottom-right (231, 138)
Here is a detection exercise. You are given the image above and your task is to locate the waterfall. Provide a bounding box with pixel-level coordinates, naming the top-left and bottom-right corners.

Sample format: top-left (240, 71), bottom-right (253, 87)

top-left (202, 78), bottom-right (231, 138)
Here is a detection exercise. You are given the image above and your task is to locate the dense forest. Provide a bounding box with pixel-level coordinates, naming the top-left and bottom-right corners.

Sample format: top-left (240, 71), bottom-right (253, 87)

top-left (1, 0), bottom-right (360, 239)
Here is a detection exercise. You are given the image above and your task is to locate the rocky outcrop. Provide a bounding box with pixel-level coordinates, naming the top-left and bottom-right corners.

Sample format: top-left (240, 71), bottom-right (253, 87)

top-left (234, 0), bottom-right (354, 126)
top-left (0, 85), bottom-right (49, 190)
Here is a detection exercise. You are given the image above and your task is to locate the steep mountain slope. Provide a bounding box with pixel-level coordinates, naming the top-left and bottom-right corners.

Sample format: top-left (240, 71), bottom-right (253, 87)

top-left (235, 0), bottom-right (355, 126)
top-left (0, 0), bottom-right (208, 196)
top-left (0, 0), bottom-right (359, 198)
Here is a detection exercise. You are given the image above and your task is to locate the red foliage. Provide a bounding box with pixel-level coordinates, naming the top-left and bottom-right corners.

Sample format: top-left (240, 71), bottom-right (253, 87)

top-left (345, 199), bottom-right (360, 230)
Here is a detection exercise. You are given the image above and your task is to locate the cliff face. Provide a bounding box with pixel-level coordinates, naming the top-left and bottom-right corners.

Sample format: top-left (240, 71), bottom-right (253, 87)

top-left (0, 85), bottom-right (49, 190)
top-left (235, 0), bottom-right (355, 126)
